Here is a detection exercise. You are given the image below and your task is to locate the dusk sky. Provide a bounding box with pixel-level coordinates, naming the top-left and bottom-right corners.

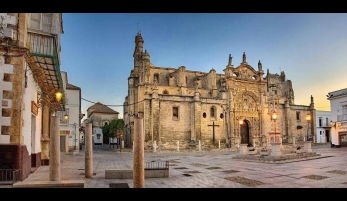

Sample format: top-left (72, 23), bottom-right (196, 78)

top-left (60, 13), bottom-right (347, 120)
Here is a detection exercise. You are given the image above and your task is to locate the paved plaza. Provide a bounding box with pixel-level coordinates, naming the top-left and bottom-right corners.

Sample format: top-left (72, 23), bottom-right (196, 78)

top-left (3, 144), bottom-right (347, 188)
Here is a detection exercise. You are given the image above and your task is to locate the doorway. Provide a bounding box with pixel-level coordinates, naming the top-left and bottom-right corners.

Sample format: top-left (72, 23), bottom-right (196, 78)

top-left (339, 133), bottom-right (347, 147)
top-left (325, 130), bottom-right (330, 142)
top-left (240, 120), bottom-right (250, 146)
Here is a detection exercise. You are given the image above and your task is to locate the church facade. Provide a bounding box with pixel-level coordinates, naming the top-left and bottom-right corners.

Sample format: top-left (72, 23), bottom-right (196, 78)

top-left (124, 32), bottom-right (316, 150)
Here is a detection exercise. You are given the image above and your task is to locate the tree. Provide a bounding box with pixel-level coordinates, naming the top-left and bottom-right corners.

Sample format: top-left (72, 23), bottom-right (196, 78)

top-left (102, 119), bottom-right (125, 147)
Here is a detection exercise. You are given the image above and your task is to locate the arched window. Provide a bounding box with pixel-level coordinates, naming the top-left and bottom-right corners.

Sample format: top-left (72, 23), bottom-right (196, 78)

top-left (154, 73), bottom-right (159, 83)
top-left (163, 90), bottom-right (169, 94)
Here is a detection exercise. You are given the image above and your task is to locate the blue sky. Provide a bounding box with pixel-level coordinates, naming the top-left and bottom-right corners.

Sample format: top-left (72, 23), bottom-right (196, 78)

top-left (60, 13), bottom-right (347, 119)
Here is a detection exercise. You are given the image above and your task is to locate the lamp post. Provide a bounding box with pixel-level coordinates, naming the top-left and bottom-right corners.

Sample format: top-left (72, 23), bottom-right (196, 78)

top-left (306, 114), bottom-right (311, 141)
top-left (272, 111), bottom-right (277, 143)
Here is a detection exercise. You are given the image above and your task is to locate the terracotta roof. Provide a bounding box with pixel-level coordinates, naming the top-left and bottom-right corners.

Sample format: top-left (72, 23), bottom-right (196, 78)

top-left (88, 102), bottom-right (104, 110)
top-left (88, 102), bottom-right (119, 114)
top-left (93, 105), bottom-right (119, 114)
top-left (66, 83), bottom-right (81, 90)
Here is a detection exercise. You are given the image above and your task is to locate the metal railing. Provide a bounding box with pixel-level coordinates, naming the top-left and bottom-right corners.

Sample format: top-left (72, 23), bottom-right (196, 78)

top-left (337, 115), bottom-right (347, 122)
top-left (145, 161), bottom-right (169, 170)
top-left (27, 32), bottom-right (55, 56)
top-left (0, 169), bottom-right (20, 184)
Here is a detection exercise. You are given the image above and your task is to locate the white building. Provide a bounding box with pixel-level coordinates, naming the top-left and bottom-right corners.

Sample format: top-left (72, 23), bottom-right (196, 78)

top-left (86, 102), bottom-right (119, 145)
top-left (315, 110), bottom-right (332, 143)
top-left (327, 88), bottom-right (347, 147)
top-left (56, 71), bottom-right (82, 152)
top-left (0, 13), bottom-right (65, 181)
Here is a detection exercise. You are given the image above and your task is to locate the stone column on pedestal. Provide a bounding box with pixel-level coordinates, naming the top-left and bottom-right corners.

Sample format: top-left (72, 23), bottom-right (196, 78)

top-left (49, 116), bottom-right (60, 181)
top-left (198, 140), bottom-right (202, 151)
top-left (133, 117), bottom-right (145, 188)
top-left (177, 141), bottom-right (179, 151)
top-left (85, 123), bottom-right (93, 178)
top-left (41, 103), bottom-right (50, 165)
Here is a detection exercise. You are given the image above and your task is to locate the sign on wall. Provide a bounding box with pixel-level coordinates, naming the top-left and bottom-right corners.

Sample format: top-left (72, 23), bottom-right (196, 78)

top-left (31, 101), bottom-right (38, 116)
top-left (60, 130), bottom-right (70, 134)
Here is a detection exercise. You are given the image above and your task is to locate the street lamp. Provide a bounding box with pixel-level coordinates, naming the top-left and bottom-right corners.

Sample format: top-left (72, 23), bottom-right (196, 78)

top-left (56, 91), bottom-right (62, 102)
top-left (272, 111), bottom-right (277, 143)
top-left (306, 114), bottom-right (311, 141)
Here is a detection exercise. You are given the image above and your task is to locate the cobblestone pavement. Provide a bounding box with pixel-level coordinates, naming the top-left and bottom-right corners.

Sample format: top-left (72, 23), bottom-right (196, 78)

top-left (3, 144), bottom-right (347, 188)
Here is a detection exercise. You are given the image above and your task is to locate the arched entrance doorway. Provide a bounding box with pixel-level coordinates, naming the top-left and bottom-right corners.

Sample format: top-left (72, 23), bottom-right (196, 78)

top-left (240, 120), bottom-right (250, 146)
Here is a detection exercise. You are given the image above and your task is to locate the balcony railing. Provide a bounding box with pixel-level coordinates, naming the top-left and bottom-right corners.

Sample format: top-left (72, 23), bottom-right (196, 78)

top-left (318, 123), bottom-right (333, 127)
top-left (0, 169), bottom-right (20, 184)
top-left (27, 32), bottom-right (55, 56)
top-left (337, 115), bottom-right (347, 122)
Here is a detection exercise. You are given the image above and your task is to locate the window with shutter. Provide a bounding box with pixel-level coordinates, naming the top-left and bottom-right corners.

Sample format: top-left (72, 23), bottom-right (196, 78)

top-left (30, 13), bottom-right (41, 30)
top-left (42, 13), bottom-right (52, 32)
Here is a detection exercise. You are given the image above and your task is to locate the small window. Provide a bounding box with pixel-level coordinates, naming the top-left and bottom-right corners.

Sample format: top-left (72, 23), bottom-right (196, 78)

top-left (220, 113), bottom-right (224, 119)
top-left (173, 107), bottom-right (179, 119)
top-left (210, 107), bottom-right (215, 118)
top-left (203, 112), bottom-right (206, 118)
top-left (163, 90), bottom-right (169, 94)
top-left (319, 118), bottom-right (322, 127)
top-left (296, 111), bottom-right (300, 121)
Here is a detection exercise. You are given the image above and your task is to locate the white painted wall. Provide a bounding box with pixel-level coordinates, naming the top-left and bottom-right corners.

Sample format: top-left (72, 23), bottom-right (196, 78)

top-left (328, 88), bottom-right (347, 145)
top-left (93, 127), bottom-right (103, 145)
top-left (59, 71), bottom-right (81, 151)
top-left (22, 63), bottom-right (42, 154)
top-left (315, 110), bottom-right (331, 143)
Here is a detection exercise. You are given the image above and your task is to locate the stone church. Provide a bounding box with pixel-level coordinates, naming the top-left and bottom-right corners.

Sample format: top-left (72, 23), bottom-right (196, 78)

top-left (123, 32), bottom-right (316, 150)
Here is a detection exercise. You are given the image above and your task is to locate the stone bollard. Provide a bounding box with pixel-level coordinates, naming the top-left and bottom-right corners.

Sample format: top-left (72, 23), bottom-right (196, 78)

top-left (198, 140), bottom-right (202, 151)
top-left (153, 140), bottom-right (157, 153)
top-left (177, 141), bottom-right (180, 151)
top-left (239, 144), bottom-right (248, 155)
top-left (218, 140), bottom-right (220, 149)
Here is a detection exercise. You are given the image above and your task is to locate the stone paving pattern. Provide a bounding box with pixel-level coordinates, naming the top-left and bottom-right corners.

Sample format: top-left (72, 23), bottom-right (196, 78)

top-left (3, 144), bottom-right (347, 188)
